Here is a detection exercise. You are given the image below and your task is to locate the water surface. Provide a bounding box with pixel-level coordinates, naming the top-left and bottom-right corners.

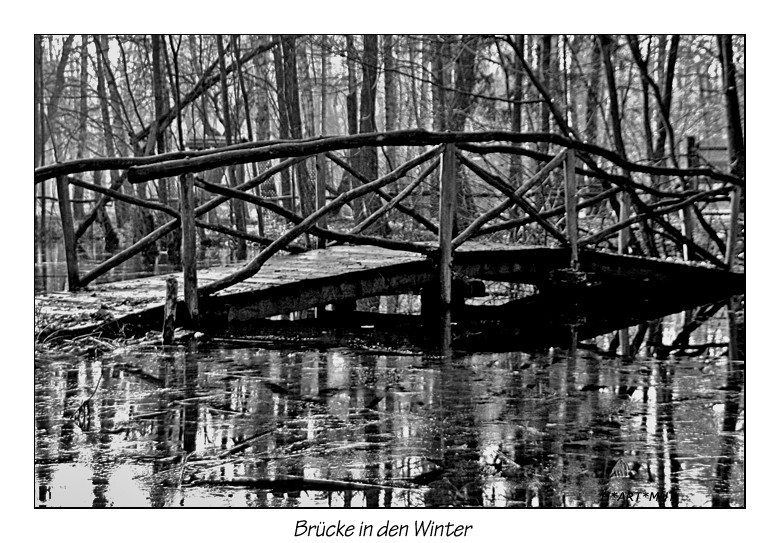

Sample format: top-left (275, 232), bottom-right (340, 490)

top-left (34, 307), bottom-right (744, 508)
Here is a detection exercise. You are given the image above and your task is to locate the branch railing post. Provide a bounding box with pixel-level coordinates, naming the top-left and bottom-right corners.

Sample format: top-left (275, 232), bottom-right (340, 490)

top-left (179, 173), bottom-right (199, 327)
top-left (725, 185), bottom-right (742, 269)
top-left (564, 149), bottom-right (579, 270)
top-left (618, 189), bottom-right (631, 255)
top-left (615, 173), bottom-right (631, 356)
top-left (438, 144), bottom-right (458, 309)
top-left (680, 136), bottom-right (699, 261)
top-left (163, 277), bottom-right (178, 345)
top-left (55, 175), bottom-right (80, 290)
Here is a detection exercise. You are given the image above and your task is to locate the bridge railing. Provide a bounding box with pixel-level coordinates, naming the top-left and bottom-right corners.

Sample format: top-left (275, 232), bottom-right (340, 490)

top-left (35, 130), bottom-right (743, 324)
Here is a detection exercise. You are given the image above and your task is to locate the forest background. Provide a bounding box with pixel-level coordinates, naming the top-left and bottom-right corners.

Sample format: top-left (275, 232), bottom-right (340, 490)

top-left (33, 32), bottom-right (745, 272)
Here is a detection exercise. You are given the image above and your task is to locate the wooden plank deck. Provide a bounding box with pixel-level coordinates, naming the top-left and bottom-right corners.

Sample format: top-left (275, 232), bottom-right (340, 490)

top-left (35, 245), bottom-right (430, 338)
top-left (35, 242), bottom-right (745, 340)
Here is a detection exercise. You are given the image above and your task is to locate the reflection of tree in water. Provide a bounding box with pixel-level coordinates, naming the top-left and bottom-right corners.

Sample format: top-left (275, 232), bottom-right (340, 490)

top-left (33, 298), bottom-right (745, 507)
top-left (654, 362), bottom-right (681, 507)
top-left (711, 359), bottom-right (743, 507)
top-left (712, 299), bottom-right (745, 507)
top-left (182, 353), bottom-right (199, 455)
top-left (34, 361), bottom-right (57, 506)
top-left (425, 356), bottom-right (484, 507)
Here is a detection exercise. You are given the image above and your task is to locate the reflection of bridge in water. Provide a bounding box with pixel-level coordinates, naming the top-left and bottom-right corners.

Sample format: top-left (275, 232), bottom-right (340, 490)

top-left (34, 333), bottom-right (745, 507)
top-left (34, 131), bottom-right (745, 344)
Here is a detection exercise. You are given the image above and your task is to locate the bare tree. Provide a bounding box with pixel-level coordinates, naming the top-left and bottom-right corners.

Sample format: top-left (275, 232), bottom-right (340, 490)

top-left (281, 35), bottom-right (316, 219)
top-left (217, 34), bottom-right (248, 259)
top-left (383, 35), bottom-right (398, 168)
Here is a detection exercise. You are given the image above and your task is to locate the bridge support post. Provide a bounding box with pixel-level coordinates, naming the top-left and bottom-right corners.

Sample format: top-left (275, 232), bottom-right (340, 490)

top-left (179, 173), bottom-right (199, 327)
top-left (431, 144), bottom-right (458, 354)
top-left (438, 144), bottom-right (458, 309)
top-left (618, 190), bottom-right (631, 254)
top-left (56, 175), bottom-right (80, 291)
top-left (564, 149), bottom-right (579, 270)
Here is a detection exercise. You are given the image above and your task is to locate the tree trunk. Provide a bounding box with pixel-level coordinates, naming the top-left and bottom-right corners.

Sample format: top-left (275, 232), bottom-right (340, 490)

top-left (34, 35), bottom-right (43, 169)
top-left (230, 36), bottom-right (253, 141)
top-left (653, 35), bottom-right (680, 164)
top-left (232, 34), bottom-right (264, 236)
top-left (93, 35), bottom-right (121, 254)
top-left (451, 36), bottom-right (478, 131)
top-left (217, 34), bottom-right (248, 259)
top-left (510, 35), bottom-right (525, 137)
top-left (718, 35), bottom-right (745, 179)
top-left (92, 170), bottom-right (121, 254)
top-left (34, 35), bottom-right (44, 259)
top-left (298, 37), bottom-right (317, 138)
top-left (532, 35), bottom-right (555, 215)
top-left (38, 35), bottom-right (75, 253)
top-left (383, 35), bottom-right (398, 168)
top-left (636, 38), bottom-right (654, 160)
top-left (43, 34), bottom-right (75, 150)
top-left (100, 35), bottom-right (133, 226)
top-left (131, 37), bottom-right (274, 146)
top-left (189, 35), bottom-right (220, 229)
top-left (151, 34), bottom-right (183, 264)
top-left (318, 35), bottom-right (330, 236)
top-left (428, 35), bottom-right (449, 216)
top-left (584, 36), bottom-right (601, 146)
top-left (584, 36), bottom-right (603, 214)
top-left (336, 34), bottom-right (361, 216)
top-left (272, 37), bottom-right (294, 212)
top-left (431, 35), bottom-right (450, 131)
top-left (599, 35), bottom-right (657, 258)
top-left (537, 35), bottom-right (552, 150)
top-left (281, 35), bottom-right (316, 220)
top-left (599, 35), bottom-right (627, 159)
top-left (346, 35), bottom-right (359, 136)
top-left (451, 35), bottom-right (480, 226)
top-left (164, 35), bottom-right (185, 151)
top-left (718, 34), bottom-right (745, 270)
top-left (508, 35), bottom-right (525, 237)
top-left (252, 36), bottom-right (273, 235)
top-left (351, 35), bottom-right (384, 231)
top-left (72, 35), bottom-right (89, 223)
top-left (406, 36), bottom-right (421, 129)
top-left (151, 35), bottom-right (169, 202)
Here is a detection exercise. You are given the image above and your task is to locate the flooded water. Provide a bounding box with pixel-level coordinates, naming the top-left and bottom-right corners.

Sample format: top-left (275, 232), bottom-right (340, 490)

top-left (34, 240), bottom-right (258, 294)
top-left (34, 304), bottom-right (744, 508)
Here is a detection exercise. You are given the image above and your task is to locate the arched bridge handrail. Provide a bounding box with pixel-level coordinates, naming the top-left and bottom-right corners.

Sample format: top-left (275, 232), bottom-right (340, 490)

top-left (34, 129), bottom-right (745, 187)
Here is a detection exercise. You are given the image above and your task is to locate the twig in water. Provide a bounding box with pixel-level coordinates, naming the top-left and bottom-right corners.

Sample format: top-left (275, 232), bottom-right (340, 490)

top-left (178, 452), bottom-right (191, 488)
top-left (185, 475), bottom-right (409, 492)
top-left (217, 428), bottom-right (276, 459)
top-left (72, 372), bottom-right (103, 424)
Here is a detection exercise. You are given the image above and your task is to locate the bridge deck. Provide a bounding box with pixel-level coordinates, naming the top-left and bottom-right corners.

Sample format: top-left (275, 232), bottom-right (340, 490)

top-left (35, 242), bottom-right (744, 340)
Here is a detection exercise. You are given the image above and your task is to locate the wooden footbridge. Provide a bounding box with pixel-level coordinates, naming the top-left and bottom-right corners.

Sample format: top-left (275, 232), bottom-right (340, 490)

top-left (34, 130), bottom-right (745, 341)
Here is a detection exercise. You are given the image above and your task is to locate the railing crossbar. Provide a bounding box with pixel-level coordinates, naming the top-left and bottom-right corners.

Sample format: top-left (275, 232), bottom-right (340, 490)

top-left (453, 149), bottom-right (568, 248)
